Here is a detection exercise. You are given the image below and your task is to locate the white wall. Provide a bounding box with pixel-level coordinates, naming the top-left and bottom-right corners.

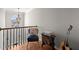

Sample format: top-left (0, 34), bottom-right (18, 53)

top-left (0, 8), bottom-right (5, 49)
top-left (25, 8), bottom-right (79, 49)
top-left (0, 9), bottom-right (5, 27)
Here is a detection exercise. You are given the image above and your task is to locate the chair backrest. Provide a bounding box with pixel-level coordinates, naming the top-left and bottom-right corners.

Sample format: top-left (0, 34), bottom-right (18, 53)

top-left (28, 28), bottom-right (39, 35)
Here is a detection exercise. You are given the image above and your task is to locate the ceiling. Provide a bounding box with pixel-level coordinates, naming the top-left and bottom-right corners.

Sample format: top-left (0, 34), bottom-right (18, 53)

top-left (5, 8), bottom-right (34, 13)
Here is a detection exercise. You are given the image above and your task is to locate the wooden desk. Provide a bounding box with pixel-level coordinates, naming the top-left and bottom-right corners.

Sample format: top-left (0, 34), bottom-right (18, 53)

top-left (42, 33), bottom-right (56, 49)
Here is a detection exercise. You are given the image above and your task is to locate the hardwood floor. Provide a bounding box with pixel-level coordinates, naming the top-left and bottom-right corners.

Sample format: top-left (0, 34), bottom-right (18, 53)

top-left (8, 41), bottom-right (52, 50)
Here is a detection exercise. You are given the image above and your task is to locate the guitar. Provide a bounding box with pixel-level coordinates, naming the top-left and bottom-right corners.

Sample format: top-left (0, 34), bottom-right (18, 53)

top-left (59, 25), bottom-right (73, 50)
top-left (59, 39), bottom-right (71, 50)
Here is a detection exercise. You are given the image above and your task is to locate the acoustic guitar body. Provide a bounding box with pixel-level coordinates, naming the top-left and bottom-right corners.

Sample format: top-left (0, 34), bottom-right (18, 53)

top-left (59, 40), bottom-right (70, 50)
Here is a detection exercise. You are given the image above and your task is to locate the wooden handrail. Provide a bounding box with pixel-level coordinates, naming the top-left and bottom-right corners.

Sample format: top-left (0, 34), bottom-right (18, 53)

top-left (0, 26), bottom-right (37, 30)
